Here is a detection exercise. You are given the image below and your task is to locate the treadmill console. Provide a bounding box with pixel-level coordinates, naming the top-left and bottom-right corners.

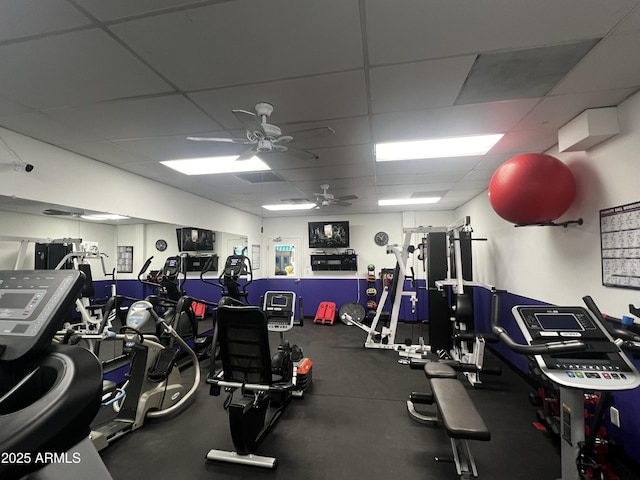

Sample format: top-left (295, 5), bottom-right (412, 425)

top-left (262, 291), bottom-right (295, 332)
top-left (512, 305), bottom-right (640, 389)
top-left (0, 270), bottom-right (84, 361)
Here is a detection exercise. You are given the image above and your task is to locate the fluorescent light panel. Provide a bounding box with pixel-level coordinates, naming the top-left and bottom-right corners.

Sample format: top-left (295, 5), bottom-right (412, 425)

top-left (161, 156), bottom-right (270, 175)
top-left (375, 134), bottom-right (503, 161)
top-left (81, 214), bottom-right (130, 220)
top-left (378, 197), bottom-right (441, 206)
top-left (262, 203), bottom-right (316, 211)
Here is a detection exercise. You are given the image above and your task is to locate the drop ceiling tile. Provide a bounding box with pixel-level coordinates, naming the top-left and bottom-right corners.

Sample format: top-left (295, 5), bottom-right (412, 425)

top-left (0, 29), bottom-right (172, 109)
top-left (114, 134), bottom-right (243, 161)
top-left (472, 153), bottom-right (514, 172)
top-left (0, 95), bottom-right (33, 116)
top-left (0, 0), bottom-right (91, 42)
top-left (372, 99), bottom-right (539, 142)
top-left (376, 183), bottom-right (455, 195)
top-left (552, 30), bottom-right (640, 94)
top-left (490, 129), bottom-right (559, 155)
top-left (370, 56), bottom-right (476, 113)
top-left (514, 88), bottom-right (637, 130)
top-left (279, 162), bottom-right (374, 182)
top-left (74, 0), bottom-right (220, 21)
top-left (63, 141), bottom-right (152, 166)
top-left (377, 172), bottom-right (468, 185)
top-left (375, 156), bottom-right (480, 178)
top-left (283, 117), bottom-right (371, 150)
top-left (365, 0), bottom-right (636, 64)
top-left (110, 0), bottom-right (363, 90)
top-left (266, 145), bottom-right (372, 172)
top-left (456, 40), bottom-right (598, 105)
top-left (188, 71), bottom-right (368, 128)
top-left (0, 111), bottom-right (101, 145)
top-left (46, 95), bottom-right (221, 140)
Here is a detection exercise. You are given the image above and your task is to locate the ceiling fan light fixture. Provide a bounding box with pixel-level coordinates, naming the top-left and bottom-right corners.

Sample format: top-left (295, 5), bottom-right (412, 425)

top-left (262, 203), bottom-right (317, 211)
top-left (375, 134), bottom-right (504, 161)
top-left (378, 197), bottom-right (441, 206)
top-left (161, 155), bottom-right (269, 175)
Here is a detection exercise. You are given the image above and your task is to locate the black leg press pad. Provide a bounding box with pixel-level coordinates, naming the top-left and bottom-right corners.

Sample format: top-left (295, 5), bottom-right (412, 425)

top-left (430, 378), bottom-right (491, 442)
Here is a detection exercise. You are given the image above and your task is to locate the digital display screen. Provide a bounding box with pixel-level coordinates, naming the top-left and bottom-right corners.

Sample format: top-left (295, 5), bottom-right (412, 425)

top-left (271, 296), bottom-right (288, 307)
top-left (536, 313), bottom-right (583, 331)
top-left (0, 292), bottom-right (35, 310)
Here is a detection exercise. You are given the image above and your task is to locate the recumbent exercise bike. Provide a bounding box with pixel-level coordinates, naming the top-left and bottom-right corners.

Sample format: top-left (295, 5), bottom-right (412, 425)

top-left (205, 291), bottom-right (312, 468)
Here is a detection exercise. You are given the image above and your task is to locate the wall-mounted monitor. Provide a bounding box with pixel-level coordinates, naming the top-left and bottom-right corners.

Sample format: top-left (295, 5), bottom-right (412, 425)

top-left (308, 221), bottom-right (350, 249)
top-left (176, 227), bottom-right (215, 252)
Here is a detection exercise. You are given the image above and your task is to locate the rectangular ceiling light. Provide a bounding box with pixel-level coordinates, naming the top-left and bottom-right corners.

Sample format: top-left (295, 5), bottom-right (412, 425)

top-left (375, 134), bottom-right (504, 161)
top-left (262, 203), bottom-right (317, 211)
top-left (161, 156), bottom-right (270, 175)
top-left (378, 197), bottom-right (441, 206)
top-left (81, 213), bottom-right (130, 221)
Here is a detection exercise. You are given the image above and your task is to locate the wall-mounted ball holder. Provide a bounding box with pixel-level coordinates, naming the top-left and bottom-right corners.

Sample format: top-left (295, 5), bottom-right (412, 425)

top-left (514, 218), bottom-right (583, 228)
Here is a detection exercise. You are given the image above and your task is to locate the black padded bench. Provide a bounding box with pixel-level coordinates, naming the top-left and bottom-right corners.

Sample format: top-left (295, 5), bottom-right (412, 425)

top-left (407, 362), bottom-right (490, 479)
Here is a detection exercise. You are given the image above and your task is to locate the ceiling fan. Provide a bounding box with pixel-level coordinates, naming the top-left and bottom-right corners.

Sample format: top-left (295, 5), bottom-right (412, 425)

top-left (285, 184), bottom-right (358, 208)
top-left (42, 208), bottom-right (85, 217)
top-left (187, 102), bottom-right (334, 161)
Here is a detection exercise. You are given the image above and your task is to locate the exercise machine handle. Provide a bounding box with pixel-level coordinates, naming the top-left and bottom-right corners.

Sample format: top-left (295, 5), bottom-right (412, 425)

top-left (490, 293), bottom-right (587, 355)
top-left (583, 295), bottom-right (640, 344)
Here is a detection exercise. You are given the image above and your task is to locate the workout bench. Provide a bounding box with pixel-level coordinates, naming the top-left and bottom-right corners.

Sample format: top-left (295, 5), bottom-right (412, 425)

top-left (407, 362), bottom-right (491, 479)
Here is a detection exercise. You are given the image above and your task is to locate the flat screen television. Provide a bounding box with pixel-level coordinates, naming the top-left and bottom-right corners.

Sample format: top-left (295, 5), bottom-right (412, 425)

top-left (308, 221), bottom-right (350, 249)
top-left (176, 227), bottom-right (215, 252)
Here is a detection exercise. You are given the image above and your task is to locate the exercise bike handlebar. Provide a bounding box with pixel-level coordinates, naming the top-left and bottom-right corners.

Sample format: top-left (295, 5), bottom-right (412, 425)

top-left (490, 293), bottom-right (587, 355)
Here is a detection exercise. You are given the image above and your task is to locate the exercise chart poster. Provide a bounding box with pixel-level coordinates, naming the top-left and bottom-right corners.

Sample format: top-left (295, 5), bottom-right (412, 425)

top-left (600, 201), bottom-right (640, 289)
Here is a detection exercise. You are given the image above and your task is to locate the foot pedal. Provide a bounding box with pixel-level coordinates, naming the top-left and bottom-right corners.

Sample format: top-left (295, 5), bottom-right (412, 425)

top-left (147, 347), bottom-right (179, 382)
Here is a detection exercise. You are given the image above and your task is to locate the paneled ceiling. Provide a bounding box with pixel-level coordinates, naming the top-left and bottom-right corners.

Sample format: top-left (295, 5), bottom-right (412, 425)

top-left (1, 0), bottom-right (639, 218)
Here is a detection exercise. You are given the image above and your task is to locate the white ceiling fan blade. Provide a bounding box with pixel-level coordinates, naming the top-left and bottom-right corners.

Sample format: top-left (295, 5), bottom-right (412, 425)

top-left (281, 197), bottom-right (313, 204)
top-left (288, 126), bottom-right (335, 140)
top-left (233, 109), bottom-right (266, 136)
top-left (284, 146), bottom-right (319, 160)
top-left (187, 136), bottom-right (251, 144)
top-left (332, 201), bottom-right (353, 207)
top-left (272, 135), bottom-right (294, 144)
top-left (335, 194), bottom-right (358, 201)
top-left (235, 147), bottom-right (257, 162)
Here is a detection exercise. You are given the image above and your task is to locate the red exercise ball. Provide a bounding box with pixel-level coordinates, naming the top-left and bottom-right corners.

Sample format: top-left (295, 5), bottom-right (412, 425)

top-left (488, 153), bottom-right (576, 224)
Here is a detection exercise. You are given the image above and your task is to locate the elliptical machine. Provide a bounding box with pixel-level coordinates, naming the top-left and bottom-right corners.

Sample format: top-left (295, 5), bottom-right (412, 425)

top-left (204, 252), bottom-right (254, 306)
top-left (138, 255), bottom-right (198, 342)
top-left (89, 298), bottom-right (201, 451)
top-left (0, 269), bottom-right (111, 480)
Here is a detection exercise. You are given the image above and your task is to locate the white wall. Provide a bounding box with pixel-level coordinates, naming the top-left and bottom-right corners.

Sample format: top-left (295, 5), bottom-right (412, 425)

top-left (261, 210), bottom-right (455, 279)
top-left (0, 127), bottom-right (262, 259)
top-left (456, 90), bottom-right (640, 317)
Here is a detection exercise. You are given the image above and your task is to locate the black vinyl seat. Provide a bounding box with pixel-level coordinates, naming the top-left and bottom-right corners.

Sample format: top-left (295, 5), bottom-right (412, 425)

top-left (217, 306), bottom-right (273, 384)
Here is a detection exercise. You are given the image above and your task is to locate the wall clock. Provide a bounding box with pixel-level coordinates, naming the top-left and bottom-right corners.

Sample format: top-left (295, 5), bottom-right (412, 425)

top-left (374, 231), bottom-right (389, 246)
top-left (155, 239), bottom-right (168, 252)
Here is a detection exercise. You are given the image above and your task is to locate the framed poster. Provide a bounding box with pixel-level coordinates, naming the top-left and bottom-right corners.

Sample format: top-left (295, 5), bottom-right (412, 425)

top-left (117, 245), bottom-right (134, 274)
top-left (600, 201), bottom-right (640, 289)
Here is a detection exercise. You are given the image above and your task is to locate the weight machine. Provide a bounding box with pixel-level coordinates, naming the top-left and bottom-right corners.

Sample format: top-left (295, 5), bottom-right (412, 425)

top-left (342, 226), bottom-right (445, 354)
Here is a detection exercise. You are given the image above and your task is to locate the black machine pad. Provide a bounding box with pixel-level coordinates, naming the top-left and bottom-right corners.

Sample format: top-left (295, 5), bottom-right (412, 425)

top-left (430, 378), bottom-right (491, 441)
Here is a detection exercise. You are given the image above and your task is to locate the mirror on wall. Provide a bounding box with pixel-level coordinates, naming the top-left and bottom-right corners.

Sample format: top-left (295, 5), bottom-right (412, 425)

top-left (0, 195), bottom-right (248, 363)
